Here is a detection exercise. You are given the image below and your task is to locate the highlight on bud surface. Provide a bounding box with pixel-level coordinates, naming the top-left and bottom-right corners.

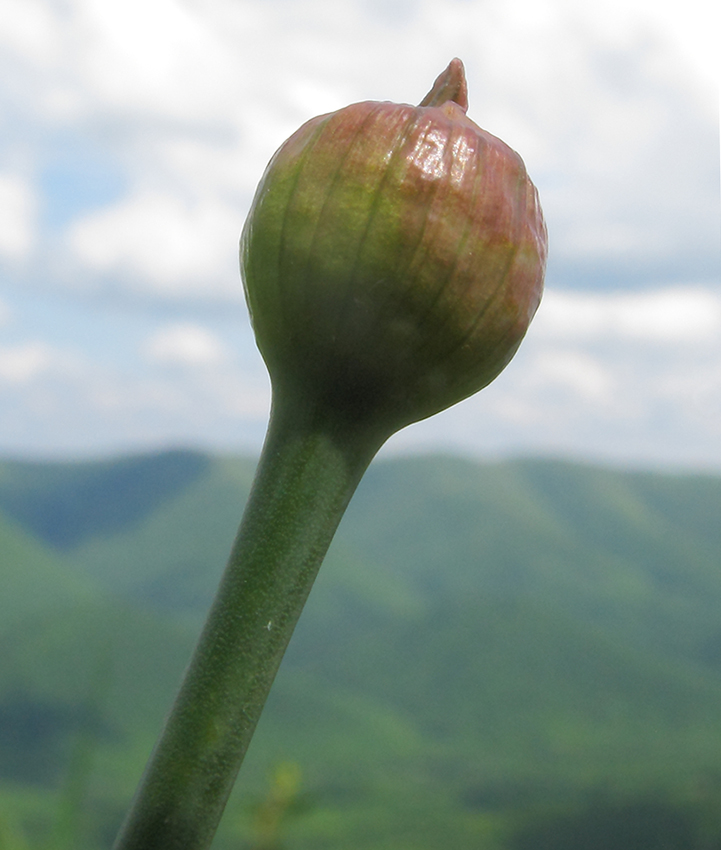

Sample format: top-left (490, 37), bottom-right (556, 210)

top-left (241, 58), bottom-right (547, 438)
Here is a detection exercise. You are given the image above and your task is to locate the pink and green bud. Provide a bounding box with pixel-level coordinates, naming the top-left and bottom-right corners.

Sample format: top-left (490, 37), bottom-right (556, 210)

top-left (241, 59), bottom-right (547, 438)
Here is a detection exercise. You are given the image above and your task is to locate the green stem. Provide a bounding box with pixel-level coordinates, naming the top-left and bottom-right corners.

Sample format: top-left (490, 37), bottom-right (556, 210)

top-left (112, 390), bottom-right (382, 850)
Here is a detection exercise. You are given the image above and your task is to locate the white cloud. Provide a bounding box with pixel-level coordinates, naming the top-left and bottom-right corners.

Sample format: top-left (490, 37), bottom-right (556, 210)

top-left (536, 287), bottom-right (721, 343)
top-left (0, 174), bottom-right (36, 261)
top-left (0, 343), bottom-right (53, 383)
top-left (526, 349), bottom-right (616, 402)
top-left (75, 0), bottom-right (236, 118)
top-left (0, 336), bottom-right (270, 457)
top-left (157, 139), bottom-right (255, 201)
top-left (0, 0), bottom-right (59, 65)
top-left (144, 323), bottom-right (226, 366)
top-left (68, 192), bottom-right (241, 294)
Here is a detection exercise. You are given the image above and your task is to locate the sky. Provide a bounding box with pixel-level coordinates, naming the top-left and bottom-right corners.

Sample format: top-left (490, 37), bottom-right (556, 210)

top-left (0, 0), bottom-right (719, 470)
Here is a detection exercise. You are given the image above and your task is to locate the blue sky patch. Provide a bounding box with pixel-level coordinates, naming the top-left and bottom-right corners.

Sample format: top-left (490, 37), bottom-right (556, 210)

top-left (40, 142), bottom-right (126, 229)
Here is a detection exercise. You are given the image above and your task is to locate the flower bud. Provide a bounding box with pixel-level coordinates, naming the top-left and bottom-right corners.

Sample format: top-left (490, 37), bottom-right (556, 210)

top-left (241, 59), bottom-right (547, 439)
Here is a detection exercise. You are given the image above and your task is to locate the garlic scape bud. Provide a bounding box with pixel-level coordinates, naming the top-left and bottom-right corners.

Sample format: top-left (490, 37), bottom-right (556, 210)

top-left (114, 61), bottom-right (547, 850)
top-left (241, 58), bottom-right (546, 441)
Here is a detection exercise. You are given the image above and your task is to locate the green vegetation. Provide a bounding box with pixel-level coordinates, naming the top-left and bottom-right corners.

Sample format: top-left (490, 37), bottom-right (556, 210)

top-left (1, 450), bottom-right (721, 847)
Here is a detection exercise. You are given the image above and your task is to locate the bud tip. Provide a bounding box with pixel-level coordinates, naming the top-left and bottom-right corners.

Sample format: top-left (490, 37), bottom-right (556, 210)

top-left (419, 58), bottom-right (468, 112)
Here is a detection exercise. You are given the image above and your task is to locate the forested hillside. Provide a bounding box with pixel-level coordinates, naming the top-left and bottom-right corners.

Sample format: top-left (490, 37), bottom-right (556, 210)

top-left (1, 451), bottom-right (721, 849)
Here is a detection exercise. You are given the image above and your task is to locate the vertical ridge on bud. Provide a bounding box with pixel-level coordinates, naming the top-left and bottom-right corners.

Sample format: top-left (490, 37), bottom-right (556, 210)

top-left (334, 110), bottom-right (424, 348)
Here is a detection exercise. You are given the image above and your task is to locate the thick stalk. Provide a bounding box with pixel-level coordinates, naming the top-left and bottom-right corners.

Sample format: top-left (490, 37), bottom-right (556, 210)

top-left (112, 390), bottom-right (382, 850)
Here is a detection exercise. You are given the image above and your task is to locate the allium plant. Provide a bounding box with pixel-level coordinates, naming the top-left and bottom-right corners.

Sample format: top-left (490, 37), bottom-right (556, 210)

top-left (113, 58), bottom-right (547, 850)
